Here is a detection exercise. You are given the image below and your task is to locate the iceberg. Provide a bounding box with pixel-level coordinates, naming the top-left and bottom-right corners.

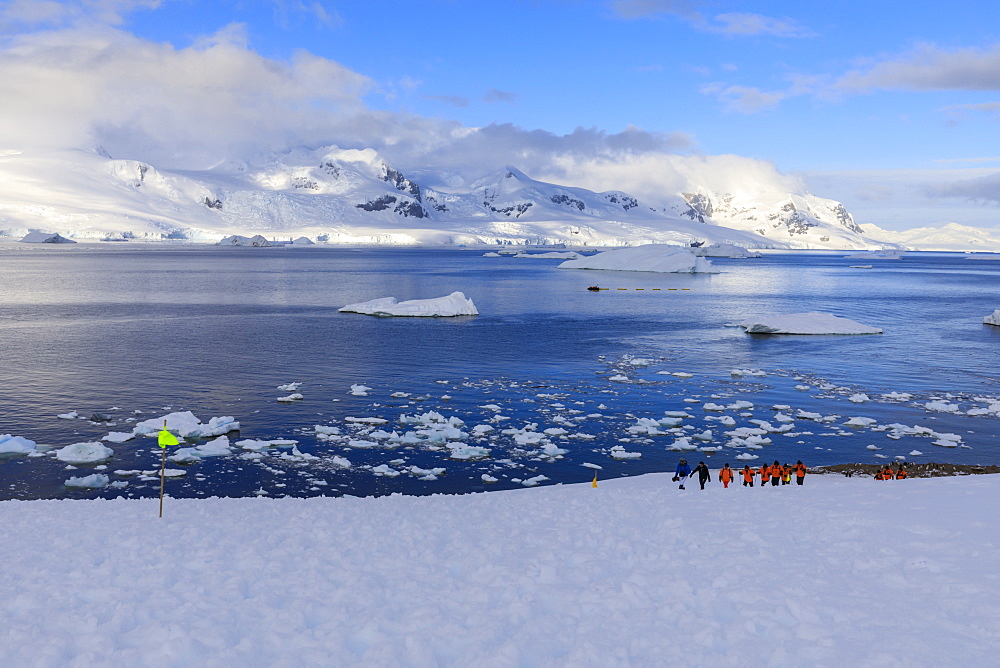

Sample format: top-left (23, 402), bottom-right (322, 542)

top-left (740, 312), bottom-right (882, 335)
top-left (218, 234), bottom-right (273, 247)
top-left (984, 310), bottom-right (1000, 326)
top-left (0, 434), bottom-right (37, 454)
top-left (54, 442), bottom-right (113, 464)
top-left (133, 412), bottom-right (239, 439)
top-left (557, 244), bottom-right (718, 273)
top-left (20, 231), bottom-right (75, 243)
top-left (339, 292), bottom-right (478, 317)
top-left (64, 473), bottom-right (110, 488)
top-left (691, 243), bottom-right (761, 258)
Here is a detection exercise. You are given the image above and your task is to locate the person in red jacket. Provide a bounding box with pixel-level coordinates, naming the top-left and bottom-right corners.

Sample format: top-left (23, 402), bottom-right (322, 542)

top-left (793, 460), bottom-right (807, 486)
top-left (741, 465), bottom-right (755, 487)
top-left (719, 463), bottom-right (734, 488)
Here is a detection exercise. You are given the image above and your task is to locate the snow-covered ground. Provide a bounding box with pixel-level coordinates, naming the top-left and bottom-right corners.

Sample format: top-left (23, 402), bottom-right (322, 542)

top-left (2, 473), bottom-right (997, 665)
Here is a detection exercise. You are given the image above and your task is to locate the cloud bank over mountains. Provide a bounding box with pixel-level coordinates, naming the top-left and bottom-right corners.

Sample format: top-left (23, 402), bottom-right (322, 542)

top-left (0, 19), bottom-right (808, 210)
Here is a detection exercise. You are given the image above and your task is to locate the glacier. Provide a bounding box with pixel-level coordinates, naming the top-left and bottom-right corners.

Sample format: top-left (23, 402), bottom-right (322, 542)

top-left (0, 146), bottom-right (891, 250)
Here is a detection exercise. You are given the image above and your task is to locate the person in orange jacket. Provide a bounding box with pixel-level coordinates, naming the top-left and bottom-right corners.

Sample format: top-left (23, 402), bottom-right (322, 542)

top-left (741, 465), bottom-right (755, 487)
top-left (719, 463), bottom-right (734, 488)
top-left (770, 460), bottom-right (783, 486)
top-left (793, 460), bottom-right (807, 486)
top-left (758, 463), bottom-right (770, 488)
top-left (781, 463), bottom-right (792, 485)
top-left (896, 464), bottom-right (908, 479)
top-left (878, 464), bottom-right (894, 480)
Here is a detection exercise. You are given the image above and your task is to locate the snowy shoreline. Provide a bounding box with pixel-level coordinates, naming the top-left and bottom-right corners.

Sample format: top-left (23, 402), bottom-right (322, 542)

top-left (2, 472), bottom-right (998, 665)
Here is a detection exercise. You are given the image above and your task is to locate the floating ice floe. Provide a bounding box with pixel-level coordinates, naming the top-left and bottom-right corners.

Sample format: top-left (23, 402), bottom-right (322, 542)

top-left (169, 436), bottom-right (234, 462)
top-left (276, 393), bottom-right (303, 402)
top-left (64, 473), bottom-right (109, 488)
top-left (235, 438), bottom-right (298, 451)
top-left (610, 445), bottom-right (641, 459)
top-left (349, 384), bottom-right (372, 396)
top-left (558, 244), bottom-right (718, 273)
top-left (54, 442), bottom-right (113, 463)
top-left (844, 417), bottom-right (878, 428)
top-left (513, 251), bottom-right (582, 259)
top-left (57, 411), bottom-right (78, 419)
top-left (983, 310), bottom-right (1000, 326)
top-left (740, 312), bottom-right (882, 335)
top-left (924, 401), bottom-right (960, 413)
top-left (521, 475), bottom-right (549, 487)
top-left (736, 453), bottom-right (759, 460)
top-left (882, 392), bottom-right (913, 401)
top-left (730, 368), bottom-right (766, 377)
top-left (848, 393), bottom-right (870, 403)
top-left (339, 292), bottom-right (478, 317)
top-left (277, 382), bottom-right (302, 391)
top-left (691, 243), bottom-right (761, 258)
top-left (0, 434), bottom-right (37, 454)
top-left (133, 412), bottom-right (239, 439)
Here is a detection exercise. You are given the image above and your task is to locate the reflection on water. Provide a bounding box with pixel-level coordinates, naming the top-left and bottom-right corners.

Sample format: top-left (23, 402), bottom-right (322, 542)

top-left (1, 244), bottom-right (999, 500)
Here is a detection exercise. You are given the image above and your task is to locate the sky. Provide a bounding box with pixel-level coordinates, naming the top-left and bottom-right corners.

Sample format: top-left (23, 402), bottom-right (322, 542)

top-left (2, 0), bottom-right (1000, 230)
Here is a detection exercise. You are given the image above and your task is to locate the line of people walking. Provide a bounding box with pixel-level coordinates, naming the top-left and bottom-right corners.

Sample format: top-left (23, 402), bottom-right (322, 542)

top-left (876, 463), bottom-right (908, 480)
top-left (673, 459), bottom-right (808, 489)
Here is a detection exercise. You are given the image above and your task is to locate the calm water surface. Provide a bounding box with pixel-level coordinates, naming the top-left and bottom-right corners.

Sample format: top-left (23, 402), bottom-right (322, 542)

top-left (2, 243), bottom-right (999, 501)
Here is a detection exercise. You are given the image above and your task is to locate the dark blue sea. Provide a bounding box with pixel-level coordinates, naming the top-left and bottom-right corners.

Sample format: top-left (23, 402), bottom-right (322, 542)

top-left (2, 243), bottom-right (999, 501)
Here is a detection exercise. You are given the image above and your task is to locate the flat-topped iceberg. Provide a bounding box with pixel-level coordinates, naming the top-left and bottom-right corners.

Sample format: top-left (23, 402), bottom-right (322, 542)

top-left (984, 310), bottom-right (1000, 326)
top-left (691, 243), bottom-right (761, 258)
top-left (340, 292), bottom-right (478, 317)
top-left (558, 244), bottom-right (718, 273)
top-left (741, 312), bottom-right (883, 335)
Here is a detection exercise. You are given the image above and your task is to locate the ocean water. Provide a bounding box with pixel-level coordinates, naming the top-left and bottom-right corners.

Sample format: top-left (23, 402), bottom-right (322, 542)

top-left (2, 243), bottom-right (999, 501)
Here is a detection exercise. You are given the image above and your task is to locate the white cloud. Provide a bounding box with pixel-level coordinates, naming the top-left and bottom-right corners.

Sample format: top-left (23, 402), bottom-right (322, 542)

top-left (611, 1), bottom-right (813, 38)
top-left (835, 43), bottom-right (1000, 93)
top-left (703, 13), bottom-right (814, 38)
top-left (0, 26), bottom-right (370, 167)
top-left (700, 83), bottom-right (786, 113)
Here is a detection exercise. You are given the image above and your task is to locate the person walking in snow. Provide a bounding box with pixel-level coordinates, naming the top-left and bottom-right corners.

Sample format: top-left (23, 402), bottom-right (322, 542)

top-left (770, 461), bottom-right (783, 487)
top-left (692, 461), bottom-right (711, 490)
top-left (674, 458), bottom-right (691, 490)
top-left (781, 463), bottom-right (792, 485)
top-left (719, 463), bottom-right (734, 488)
top-left (896, 464), bottom-right (908, 479)
top-left (742, 465), bottom-right (754, 487)
top-left (758, 463), bottom-right (770, 488)
top-left (793, 460), bottom-right (807, 486)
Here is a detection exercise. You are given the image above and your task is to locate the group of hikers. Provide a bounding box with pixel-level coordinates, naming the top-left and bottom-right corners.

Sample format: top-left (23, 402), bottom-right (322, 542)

top-left (875, 463), bottom-right (908, 480)
top-left (673, 459), bottom-right (807, 490)
top-left (673, 459), bottom-right (911, 489)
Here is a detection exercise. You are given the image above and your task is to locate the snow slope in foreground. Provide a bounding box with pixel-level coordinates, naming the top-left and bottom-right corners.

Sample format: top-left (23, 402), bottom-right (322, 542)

top-left (2, 474), bottom-right (998, 666)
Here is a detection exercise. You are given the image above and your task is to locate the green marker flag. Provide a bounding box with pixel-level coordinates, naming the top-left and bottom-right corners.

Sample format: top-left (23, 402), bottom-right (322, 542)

top-left (157, 420), bottom-right (178, 517)
top-left (158, 427), bottom-right (179, 448)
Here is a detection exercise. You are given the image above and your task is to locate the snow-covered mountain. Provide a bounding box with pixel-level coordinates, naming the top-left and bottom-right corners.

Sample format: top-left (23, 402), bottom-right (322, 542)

top-left (859, 222), bottom-right (1000, 252)
top-left (0, 145), bottom-right (885, 248)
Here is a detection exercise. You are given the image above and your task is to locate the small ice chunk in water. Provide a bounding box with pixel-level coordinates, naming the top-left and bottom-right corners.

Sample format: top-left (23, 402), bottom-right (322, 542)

top-left (350, 384), bottom-right (372, 396)
top-left (65, 473), bottom-right (110, 488)
top-left (54, 442), bottom-right (113, 463)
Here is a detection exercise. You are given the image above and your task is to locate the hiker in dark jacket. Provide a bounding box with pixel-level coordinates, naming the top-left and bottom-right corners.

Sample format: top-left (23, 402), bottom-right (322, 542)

top-left (692, 461), bottom-right (711, 490)
top-left (674, 459), bottom-right (691, 490)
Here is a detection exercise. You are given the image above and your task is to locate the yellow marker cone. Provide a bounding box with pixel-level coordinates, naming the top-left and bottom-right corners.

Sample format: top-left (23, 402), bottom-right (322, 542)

top-left (592, 472), bottom-right (598, 488)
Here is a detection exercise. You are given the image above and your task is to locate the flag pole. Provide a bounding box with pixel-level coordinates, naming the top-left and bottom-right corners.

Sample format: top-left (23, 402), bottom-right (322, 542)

top-left (159, 420), bottom-right (167, 518)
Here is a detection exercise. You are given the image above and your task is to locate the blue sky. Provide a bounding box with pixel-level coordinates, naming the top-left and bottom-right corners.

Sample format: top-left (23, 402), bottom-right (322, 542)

top-left (2, 0), bottom-right (1000, 229)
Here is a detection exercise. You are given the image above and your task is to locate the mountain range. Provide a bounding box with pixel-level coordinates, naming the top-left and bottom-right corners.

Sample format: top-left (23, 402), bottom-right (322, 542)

top-left (0, 145), bottom-right (994, 250)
